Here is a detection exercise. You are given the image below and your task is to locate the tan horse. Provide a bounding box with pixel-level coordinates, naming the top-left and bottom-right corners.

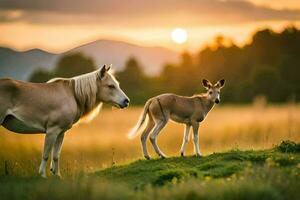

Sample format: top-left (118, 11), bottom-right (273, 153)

top-left (0, 65), bottom-right (129, 177)
top-left (128, 79), bottom-right (225, 159)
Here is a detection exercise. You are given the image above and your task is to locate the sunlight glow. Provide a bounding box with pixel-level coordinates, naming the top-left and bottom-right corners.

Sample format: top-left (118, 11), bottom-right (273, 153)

top-left (171, 28), bottom-right (187, 44)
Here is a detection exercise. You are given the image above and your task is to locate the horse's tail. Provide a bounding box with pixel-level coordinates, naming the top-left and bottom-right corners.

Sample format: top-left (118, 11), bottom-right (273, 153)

top-left (127, 99), bottom-right (152, 139)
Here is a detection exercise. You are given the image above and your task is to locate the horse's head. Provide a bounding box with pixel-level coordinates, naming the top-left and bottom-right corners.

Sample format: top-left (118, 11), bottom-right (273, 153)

top-left (97, 65), bottom-right (130, 108)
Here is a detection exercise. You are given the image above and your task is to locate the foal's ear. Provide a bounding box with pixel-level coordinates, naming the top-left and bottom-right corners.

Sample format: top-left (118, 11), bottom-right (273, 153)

top-left (202, 79), bottom-right (212, 89)
top-left (215, 79), bottom-right (225, 88)
top-left (99, 65), bottom-right (110, 79)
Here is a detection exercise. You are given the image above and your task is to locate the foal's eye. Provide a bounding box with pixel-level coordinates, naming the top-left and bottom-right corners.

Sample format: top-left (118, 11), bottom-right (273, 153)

top-left (108, 85), bottom-right (115, 89)
top-left (209, 91), bottom-right (213, 95)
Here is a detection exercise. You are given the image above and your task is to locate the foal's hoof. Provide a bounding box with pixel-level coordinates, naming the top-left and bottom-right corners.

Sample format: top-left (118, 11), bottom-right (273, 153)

top-left (195, 153), bottom-right (202, 158)
top-left (40, 174), bottom-right (47, 179)
top-left (53, 174), bottom-right (62, 179)
top-left (180, 152), bottom-right (185, 157)
top-left (144, 155), bottom-right (151, 160)
top-left (159, 155), bottom-right (166, 159)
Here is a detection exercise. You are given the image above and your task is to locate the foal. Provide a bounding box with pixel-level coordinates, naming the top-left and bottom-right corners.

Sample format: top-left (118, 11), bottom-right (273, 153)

top-left (128, 79), bottom-right (225, 159)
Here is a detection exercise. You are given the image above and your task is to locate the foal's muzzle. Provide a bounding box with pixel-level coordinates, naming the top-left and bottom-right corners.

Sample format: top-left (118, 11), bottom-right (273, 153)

top-left (215, 99), bottom-right (220, 104)
top-left (120, 98), bottom-right (130, 108)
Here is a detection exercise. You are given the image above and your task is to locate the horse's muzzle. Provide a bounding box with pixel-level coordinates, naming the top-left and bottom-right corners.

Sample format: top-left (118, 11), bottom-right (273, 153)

top-left (120, 98), bottom-right (130, 108)
top-left (215, 99), bottom-right (220, 104)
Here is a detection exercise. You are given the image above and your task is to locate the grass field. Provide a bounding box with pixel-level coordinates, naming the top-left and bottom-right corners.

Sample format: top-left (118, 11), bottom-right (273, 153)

top-left (0, 104), bottom-right (299, 176)
top-left (0, 141), bottom-right (299, 200)
top-left (0, 104), bottom-right (299, 199)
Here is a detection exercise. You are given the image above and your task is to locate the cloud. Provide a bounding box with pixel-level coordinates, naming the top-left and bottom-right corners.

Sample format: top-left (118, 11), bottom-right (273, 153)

top-left (0, 9), bottom-right (24, 22)
top-left (0, 0), bottom-right (299, 26)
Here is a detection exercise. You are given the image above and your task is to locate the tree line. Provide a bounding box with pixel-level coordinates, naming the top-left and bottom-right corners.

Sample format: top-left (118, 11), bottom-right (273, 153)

top-left (30, 26), bottom-right (300, 104)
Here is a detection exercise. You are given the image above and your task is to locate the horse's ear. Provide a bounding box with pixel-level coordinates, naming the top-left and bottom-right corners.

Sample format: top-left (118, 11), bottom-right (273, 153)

top-left (99, 65), bottom-right (109, 79)
top-left (202, 79), bottom-right (212, 89)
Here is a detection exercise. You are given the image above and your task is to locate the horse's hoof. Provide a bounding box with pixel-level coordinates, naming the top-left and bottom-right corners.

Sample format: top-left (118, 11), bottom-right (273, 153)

top-left (159, 155), bottom-right (166, 159)
top-left (180, 152), bottom-right (185, 157)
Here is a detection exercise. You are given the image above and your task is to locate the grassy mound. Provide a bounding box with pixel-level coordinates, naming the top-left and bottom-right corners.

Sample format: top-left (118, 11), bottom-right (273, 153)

top-left (94, 141), bottom-right (300, 188)
top-left (0, 141), bottom-right (299, 200)
top-left (276, 140), bottom-right (300, 153)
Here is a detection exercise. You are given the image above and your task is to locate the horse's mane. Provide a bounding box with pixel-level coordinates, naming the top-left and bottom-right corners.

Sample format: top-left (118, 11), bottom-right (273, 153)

top-left (72, 70), bottom-right (100, 111)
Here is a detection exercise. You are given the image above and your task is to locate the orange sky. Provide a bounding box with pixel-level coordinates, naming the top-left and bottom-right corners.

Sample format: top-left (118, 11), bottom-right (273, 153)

top-left (0, 0), bottom-right (299, 53)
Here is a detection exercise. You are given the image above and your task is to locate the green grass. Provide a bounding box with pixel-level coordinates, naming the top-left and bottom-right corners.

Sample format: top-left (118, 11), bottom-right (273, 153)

top-left (0, 141), bottom-right (299, 200)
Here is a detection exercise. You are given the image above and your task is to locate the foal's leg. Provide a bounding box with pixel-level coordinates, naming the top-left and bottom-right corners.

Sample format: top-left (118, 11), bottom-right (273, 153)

top-left (149, 120), bottom-right (167, 158)
top-left (192, 123), bottom-right (202, 157)
top-left (141, 118), bottom-right (155, 160)
top-left (50, 132), bottom-right (65, 177)
top-left (39, 127), bottom-right (62, 178)
top-left (180, 125), bottom-right (191, 157)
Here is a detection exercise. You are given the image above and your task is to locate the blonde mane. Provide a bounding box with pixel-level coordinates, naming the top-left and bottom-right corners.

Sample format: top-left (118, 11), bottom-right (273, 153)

top-left (72, 70), bottom-right (100, 110)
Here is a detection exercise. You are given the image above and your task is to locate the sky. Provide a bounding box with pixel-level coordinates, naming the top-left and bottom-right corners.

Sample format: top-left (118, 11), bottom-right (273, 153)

top-left (0, 0), bottom-right (300, 53)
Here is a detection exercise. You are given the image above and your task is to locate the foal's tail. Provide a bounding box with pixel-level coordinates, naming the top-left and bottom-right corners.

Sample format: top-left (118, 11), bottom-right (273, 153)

top-left (127, 99), bottom-right (152, 139)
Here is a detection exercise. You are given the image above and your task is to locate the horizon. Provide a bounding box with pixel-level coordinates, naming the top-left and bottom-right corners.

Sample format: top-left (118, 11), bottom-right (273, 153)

top-left (1, 0), bottom-right (300, 53)
top-left (1, 23), bottom-right (298, 54)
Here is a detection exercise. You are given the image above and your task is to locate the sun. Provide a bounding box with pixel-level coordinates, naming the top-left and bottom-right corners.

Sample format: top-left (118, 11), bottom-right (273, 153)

top-left (171, 28), bottom-right (187, 44)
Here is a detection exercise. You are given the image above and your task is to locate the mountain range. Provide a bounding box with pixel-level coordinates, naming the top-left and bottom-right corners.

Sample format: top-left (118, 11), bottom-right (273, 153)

top-left (0, 40), bottom-right (179, 81)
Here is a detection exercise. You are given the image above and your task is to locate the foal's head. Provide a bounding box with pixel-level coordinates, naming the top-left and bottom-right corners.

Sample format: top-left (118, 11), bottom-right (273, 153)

top-left (202, 79), bottom-right (225, 104)
top-left (97, 65), bottom-right (130, 108)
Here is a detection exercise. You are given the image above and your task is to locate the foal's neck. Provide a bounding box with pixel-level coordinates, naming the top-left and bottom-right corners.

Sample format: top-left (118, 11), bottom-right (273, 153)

top-left (197, 93), bottom-right (215, 114)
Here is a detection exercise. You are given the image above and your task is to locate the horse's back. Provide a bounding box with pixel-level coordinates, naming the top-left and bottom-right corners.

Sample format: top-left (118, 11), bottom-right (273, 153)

top-left (0, 78), bottom-right (18, 92)
top-left (0, 78), bottom-right (76, 115)
top-left (0, 78), bottom-right (20, 108)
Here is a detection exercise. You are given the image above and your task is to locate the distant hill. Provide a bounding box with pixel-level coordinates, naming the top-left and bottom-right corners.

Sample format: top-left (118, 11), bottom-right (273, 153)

top-left (67, 40), bottom-right (179, 75)
top-left (0, 47), bottom-right (58, 80)
top-left (0, 40), bottom-right (179, 81)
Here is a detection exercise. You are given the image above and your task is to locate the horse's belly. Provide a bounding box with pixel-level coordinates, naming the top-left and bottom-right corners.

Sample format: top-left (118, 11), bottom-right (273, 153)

top-left (1, 115), bottom-right (45, 134)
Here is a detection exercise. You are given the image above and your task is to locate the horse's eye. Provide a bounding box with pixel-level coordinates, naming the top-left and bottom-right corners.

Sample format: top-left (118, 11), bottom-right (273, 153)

top-left (108, 85), bottom-right (115, 89)
top-left (209, 91), bottom-right (213, 95)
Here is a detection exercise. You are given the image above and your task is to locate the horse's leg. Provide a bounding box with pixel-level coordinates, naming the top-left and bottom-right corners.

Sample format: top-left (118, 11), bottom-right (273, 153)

top-left (192, 123), bottom-right (201, 157)
top-left (149, 120), bottom-right (167, 158)
top-left (0, 115), bottom-right (5, 125)
top-left (180, 124), bottom-right (191, 157)
top-left (141, 117), bottom-right (155, 159)
top-left (50, 132), bottom-right (65, 177)
top-left (0, 110), bottom-right (6, 125)
top-left (39, 127), bottom-right (62, 178)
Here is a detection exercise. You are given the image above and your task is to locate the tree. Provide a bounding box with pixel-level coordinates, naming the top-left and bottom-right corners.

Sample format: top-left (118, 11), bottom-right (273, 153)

top-left (29, 68), bottom-right (54, 83)
top-left (55, 53), bottom-right (96, 78)
top-left (116, 57), bottom-right (150, 104)
top-left (29, 53), bottom-right (96, 83)
top-left (251, 67), bottom-right (282, 102)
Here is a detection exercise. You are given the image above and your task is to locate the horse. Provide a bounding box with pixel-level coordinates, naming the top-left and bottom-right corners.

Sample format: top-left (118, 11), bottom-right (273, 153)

top-left (128, 79), bottom-right (225, 159)
top-left (0, 65), bottom-right (129, 177)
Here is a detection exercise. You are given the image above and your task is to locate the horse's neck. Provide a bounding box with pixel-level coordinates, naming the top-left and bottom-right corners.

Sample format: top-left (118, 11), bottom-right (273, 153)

top-left (70, 78), bottom-right (101, 117)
